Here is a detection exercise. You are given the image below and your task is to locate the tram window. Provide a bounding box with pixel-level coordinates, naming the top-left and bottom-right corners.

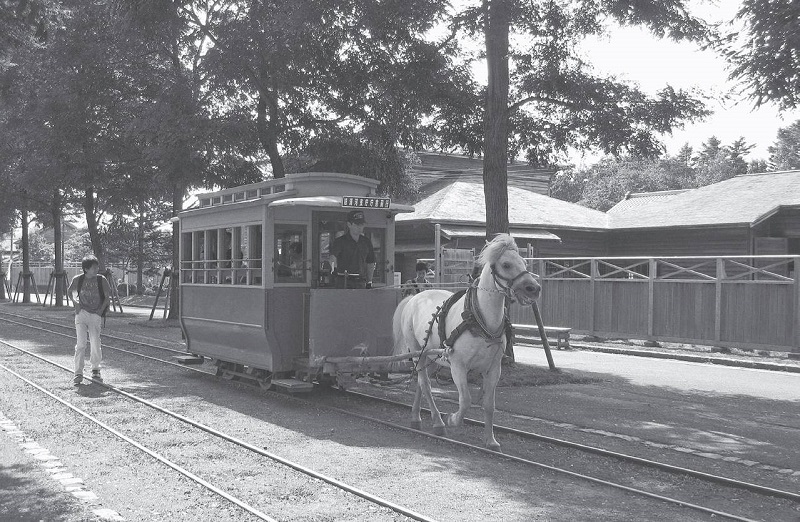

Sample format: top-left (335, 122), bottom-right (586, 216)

top-left (193, 231), bottom-right (204, 283)
top-left (365, 228), bottom-right (386, 284)
top-left (180, 225), bottom-right (263, 285)
top-left (274, 224), bottom-right (307, 284)
top-left (181, 233), bottom-right (193, 283)
top-left (247, 224), bottom-right (262, 285)
top-left (206, 229), bottom-right (218, 283)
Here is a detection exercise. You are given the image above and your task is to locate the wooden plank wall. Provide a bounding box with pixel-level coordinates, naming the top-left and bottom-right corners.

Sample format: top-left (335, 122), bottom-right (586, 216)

top-left (518, 256), bottom-right (800, 352)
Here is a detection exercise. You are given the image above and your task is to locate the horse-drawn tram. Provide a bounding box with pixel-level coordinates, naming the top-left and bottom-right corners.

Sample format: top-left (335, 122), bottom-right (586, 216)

top-left (177, 172), bottom-right (414, 391)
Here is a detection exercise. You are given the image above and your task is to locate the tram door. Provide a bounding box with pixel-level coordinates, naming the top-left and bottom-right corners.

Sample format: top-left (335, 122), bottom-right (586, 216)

top-left (311, 211), bottom-right (347, 289)
top-left (273, 223), bottom-right (311, 358)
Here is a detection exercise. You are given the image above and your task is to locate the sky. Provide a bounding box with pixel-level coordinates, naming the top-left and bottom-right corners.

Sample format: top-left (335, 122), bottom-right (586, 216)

top-left (576, 1), bottom-right (800, 164)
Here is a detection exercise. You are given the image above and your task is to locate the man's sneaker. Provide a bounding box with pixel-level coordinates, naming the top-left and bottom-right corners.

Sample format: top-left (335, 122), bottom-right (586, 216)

top-left (91, 371), bottom-right (103, 383)
top-left (73, 374), bottom-right (83, 385)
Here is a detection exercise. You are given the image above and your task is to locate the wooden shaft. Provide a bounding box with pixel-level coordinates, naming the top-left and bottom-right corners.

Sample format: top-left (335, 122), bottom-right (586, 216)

top-left (532, 301), bottom-right (556, 371)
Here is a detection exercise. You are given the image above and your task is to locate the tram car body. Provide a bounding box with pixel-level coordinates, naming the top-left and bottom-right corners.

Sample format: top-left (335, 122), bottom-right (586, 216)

top-left (178, 172), bottom-right (413, 385)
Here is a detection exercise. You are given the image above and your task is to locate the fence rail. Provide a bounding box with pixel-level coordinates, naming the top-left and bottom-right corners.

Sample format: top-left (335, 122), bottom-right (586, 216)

top-left (7, 264), bottom-right (164, 294)
top-left (507, 255), bottom-right (800, 353)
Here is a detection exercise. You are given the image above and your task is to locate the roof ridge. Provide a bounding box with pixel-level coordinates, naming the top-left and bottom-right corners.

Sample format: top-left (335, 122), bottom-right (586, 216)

top-left (736, 169), bottom-right (800, 177)
top-left (626, 189), bottom-right (689, 199)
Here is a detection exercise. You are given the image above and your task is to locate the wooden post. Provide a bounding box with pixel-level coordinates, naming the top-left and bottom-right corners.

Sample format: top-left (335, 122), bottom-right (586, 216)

top-left (149, 268), bottom-right (170, 320)
top-left (793, 256), bottom-right (800, 359)
top-left (0, 271), bottom-right (9, 300)
top-left (589, 258), bottom-right (596, 335)
top-left (647, 258), bottom-right (656, 338)
top-left (532, 301), bottom-right (556, 371)
top-left (715, 257), bottom-right (724, 343)
top-left (434, 223), bottom-right (441, 286)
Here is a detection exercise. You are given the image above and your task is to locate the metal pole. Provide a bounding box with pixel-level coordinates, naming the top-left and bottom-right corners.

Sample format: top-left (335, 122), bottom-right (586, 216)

top-left (531, 301), bottom-right (556, 371)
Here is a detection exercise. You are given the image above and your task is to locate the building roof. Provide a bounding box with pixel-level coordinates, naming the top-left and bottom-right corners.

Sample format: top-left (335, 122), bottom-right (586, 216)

top-left (608, 189), bottom-right (689, 214)
top-left (607, 170), bottom-right (800, 229)
top-left (397, 181), bottom-right (609, 231)
top-left (412, 151), bottom-right (553, 197)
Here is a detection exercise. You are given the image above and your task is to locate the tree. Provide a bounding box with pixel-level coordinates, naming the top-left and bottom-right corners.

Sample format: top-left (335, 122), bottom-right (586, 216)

top-left (196, 0), bottom-right (458, 181)
top-left (552, 135), bottom-right (758, 211)
top-left (768, 120), bottom-right (800, 170)
top-left (719, 0), bottom-right (800, 110)
top-left (445, 1), bottom-right (713, 236)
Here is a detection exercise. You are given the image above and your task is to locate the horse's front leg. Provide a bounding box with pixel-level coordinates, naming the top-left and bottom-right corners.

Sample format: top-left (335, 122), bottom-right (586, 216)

top-left (446, 362), bottom-right (471, 428)
top-left (481, 362), bottom-right (502, 452)
top-left (418, 363), bottom-right (446, 435)
top-left (410, 377), bottom-right (423, 430)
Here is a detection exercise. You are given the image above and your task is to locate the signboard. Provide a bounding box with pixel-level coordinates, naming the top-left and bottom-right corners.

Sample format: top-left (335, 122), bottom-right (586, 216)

top-left (342, 196), bottom-right (391, 209)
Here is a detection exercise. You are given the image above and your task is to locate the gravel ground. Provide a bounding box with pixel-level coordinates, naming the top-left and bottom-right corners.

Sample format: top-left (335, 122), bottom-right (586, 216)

top-left (1, 302), bottom-right (799, 521)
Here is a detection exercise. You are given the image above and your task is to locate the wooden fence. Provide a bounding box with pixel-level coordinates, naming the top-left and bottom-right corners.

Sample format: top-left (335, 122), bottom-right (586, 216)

top-left (509, 256), bottom-right (800, 353)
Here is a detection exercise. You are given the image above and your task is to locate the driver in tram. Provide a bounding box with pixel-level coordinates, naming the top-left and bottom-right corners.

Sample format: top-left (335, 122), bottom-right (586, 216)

top-left (329, 210), bottom-right (375, 289)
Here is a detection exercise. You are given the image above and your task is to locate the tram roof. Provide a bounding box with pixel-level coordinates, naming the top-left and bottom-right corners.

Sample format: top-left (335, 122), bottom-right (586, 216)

top-left (268, 196), bottom-right (414, 214)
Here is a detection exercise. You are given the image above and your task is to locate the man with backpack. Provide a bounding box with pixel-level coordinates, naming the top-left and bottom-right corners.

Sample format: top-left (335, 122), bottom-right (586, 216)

top-left (67, 255), bottom-right (112, 385)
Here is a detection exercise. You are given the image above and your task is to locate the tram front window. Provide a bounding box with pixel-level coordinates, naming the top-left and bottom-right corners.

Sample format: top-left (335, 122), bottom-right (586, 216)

top-left (274, 224), bottom-right (307, 284)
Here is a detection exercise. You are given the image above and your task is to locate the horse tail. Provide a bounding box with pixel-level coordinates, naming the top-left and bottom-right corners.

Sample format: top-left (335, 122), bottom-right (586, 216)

top-left (392, 294), bottom-right (414, 356)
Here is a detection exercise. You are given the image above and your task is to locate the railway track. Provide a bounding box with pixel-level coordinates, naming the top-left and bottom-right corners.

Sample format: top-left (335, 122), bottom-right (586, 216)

top-left (0, 331), bottom-right (436, 521)
top-left (2, 307), bottom-right (799, 521)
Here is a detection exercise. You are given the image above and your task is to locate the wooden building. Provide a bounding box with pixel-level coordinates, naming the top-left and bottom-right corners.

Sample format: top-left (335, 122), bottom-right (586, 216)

top-left (607, 170), bottom-right (800, 260)
top-left (394, 181), bottom-right (609, 279)
top-left (395, 169), bottom-right (800, 281)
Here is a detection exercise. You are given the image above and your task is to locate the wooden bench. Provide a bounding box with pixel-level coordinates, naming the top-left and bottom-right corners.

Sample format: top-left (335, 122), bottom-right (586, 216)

top-left (512, 324), bottom-right (572, 350)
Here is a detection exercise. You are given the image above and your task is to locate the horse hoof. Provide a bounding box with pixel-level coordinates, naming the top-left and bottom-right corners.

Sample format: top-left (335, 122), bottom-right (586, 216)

top-left (410, 421), bottom-right (422, 430)
top-left (432, 425), bottom-right (446, 436)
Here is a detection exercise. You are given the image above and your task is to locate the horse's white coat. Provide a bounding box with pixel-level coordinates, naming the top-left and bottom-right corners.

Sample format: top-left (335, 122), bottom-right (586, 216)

top-left (392, 234), bottom-right (541, 451)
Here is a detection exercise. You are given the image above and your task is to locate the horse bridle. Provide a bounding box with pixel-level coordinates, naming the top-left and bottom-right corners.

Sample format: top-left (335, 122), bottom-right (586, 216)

top-left (489, 261), bottom-right (536, 302)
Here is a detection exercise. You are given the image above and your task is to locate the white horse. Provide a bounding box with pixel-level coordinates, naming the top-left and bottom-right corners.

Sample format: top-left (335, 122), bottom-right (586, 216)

top-left (392, 234), bottom-right (541, 451)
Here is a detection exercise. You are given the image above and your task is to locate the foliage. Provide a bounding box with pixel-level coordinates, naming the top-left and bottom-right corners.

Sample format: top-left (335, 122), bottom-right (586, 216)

top-left (718, 0), bottom-right (800, 110)
top-left (299, 129), bottom-right (421, 201)
top-left (438, 0), bottom-right (713, 165)
top-left (63, 230), bottom-right (92, 263)
top-left (162, 0), bottom-right (460, 182)
top-left (103, 216), bottom-right (172, 270)
top-left (0, 0), bottom-right (62, 72)
top-left (551, 136), bottom-right (758, 211)
top-left (26, 229), bottom-right (53, 262)
top-left (768, 120), bottom-right (800, 170)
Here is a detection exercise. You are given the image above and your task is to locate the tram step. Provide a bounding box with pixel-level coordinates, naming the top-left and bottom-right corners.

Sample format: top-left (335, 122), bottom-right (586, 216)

top-left (173, 355), bottom-right (205, 365)
top-left (272, 378), bottom-right (315, 393)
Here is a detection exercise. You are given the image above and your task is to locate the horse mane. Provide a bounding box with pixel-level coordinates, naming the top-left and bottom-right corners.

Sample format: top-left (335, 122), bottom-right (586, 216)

top-left (474, 233), bottom-right (518, 270)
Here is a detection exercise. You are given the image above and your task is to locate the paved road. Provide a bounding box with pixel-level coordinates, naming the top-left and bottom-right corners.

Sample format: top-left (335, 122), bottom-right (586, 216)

top-left (515, 345), bottom-right (800, 401)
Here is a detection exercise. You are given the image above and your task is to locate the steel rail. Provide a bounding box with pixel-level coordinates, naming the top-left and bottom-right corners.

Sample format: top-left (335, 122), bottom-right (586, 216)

top-left (2, 314), bottom-right (788, 520)
top-left (312, 397), bottom-right (760, 522)
top-left (0, 361), bottom-right (279, 522)
top-left (0, 316), bottom-right (205, 372)
top-left (343, 389), bottom-right (800, 503)
top-left (0, 337), bottom-right (439, 522)
top-left (0, 310), bottom-right (187, 353)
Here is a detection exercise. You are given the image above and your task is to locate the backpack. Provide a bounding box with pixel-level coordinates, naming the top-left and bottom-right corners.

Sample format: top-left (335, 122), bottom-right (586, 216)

top-left (77, 274), bottom-right (108, 317)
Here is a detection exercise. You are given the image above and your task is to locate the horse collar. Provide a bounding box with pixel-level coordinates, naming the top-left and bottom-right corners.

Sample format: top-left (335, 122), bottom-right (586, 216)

top-left (437, 286), bottom-right (507, 351)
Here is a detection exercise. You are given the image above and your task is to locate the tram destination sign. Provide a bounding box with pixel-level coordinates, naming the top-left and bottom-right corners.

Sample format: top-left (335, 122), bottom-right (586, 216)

top-left (341, 196), bottom-right (391, 209)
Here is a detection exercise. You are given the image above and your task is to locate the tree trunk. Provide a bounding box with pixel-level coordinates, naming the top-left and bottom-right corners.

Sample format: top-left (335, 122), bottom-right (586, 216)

top-left (21, 207), bottom-right (31, 303)
top-left (483, 0), bottom-right (511, 238)
top-left (136, 203), bottom-right (144, 295)
top-left (256, 92), bottom-right (285, 178)
top-left (168, 182), bottom-right (183, 320)
top-left (83, 186), bottom-right (105, 269)
top-left (51, 190), bottom-right (64, 306)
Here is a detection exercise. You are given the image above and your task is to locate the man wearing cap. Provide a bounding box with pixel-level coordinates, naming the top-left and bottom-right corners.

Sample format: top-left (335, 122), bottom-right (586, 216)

top-left (329, 210), bottom-right (376, 289)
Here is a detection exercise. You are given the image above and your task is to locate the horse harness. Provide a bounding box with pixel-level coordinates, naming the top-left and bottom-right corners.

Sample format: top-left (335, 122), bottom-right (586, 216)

top-left (417, 278), bottom-right (513, 365)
